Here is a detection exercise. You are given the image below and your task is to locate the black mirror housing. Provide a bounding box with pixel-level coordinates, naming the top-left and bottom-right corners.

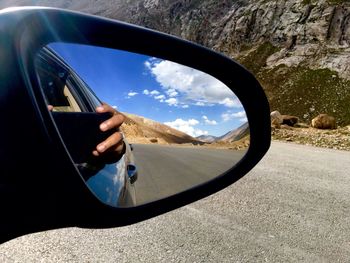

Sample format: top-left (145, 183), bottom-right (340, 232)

top-left (0, 7), bottom-right (270, 243)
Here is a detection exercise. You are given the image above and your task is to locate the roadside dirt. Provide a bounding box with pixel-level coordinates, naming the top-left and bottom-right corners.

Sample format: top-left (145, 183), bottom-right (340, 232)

top-left (272, 125), bottom-right (350, 151)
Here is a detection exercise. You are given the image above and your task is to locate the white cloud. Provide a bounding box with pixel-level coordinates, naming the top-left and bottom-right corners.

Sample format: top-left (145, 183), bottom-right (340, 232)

top-left (143, 89), bottom-right (160, 96)
top-left (144, 61), bottom-right (151, 69)
top-left (197, 130), bottom-right (209, 136)
top-left (127, 91), bottom-right (138, 97)
top-left (182, 105), bottom-right (189, 109)
top-left (165, 98), bottom-right (178, 106)
top-left (222, 110), bottom-right (247, 122)
top-left (154, 95), bottom-right (165, 101)
top-left (164, 118), bottom-right (207, 137)
top-left (202, 115), bottom-right (217, 125)
top-left (188, 119), bottom-right (199, 126)
top-left (219, 98), bottom-right (241, 108)
top-left (146, 58), bottom-right (241, 108)
top-left (233, 111), bottom-right (247, 118)
top-left (195, 102), bottom-right (205, 106)
top-left (166, 89), bottom-right (178, 97)
top-left (112, 105), bottom-right (118, 110)
top-left (150, 90), bottom-right (160, 96)
top-left (193, 101), bottom-right (215, 107)
top-left (154, 95), bottom-right (165, 102)
top-left (222, 113), bottom-right (230, 122)
top-left (143, 89), bottom-right (166, 102)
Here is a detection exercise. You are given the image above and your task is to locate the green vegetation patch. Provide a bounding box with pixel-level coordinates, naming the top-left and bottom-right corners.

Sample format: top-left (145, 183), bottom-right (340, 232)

top-left (258, 66), bottom-right (350, 126)
top-left (238, 42), bottom-right (280, 75)
top-left (237, 41), bottom-right (350, 126)
top-left (301, 0), bottom-right (313, 5)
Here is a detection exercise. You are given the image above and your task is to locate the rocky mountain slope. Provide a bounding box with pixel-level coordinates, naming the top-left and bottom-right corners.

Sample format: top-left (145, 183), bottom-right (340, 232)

top-left (198, 122), bottom-right (250, 150)
top-left (196, 135), bottom-right (218, 143)
top-left (108, 0), bottom-right (350, 126)
top-left (217, 122), bottom-right (249, 142)
top-left (121, 113), bottom-right (202, 144)
top-left (196, 123), bottom-right (249, 143)
top-left (2, 0), bottom-right (349, 126)
top-left (121, 112), bottom-right (250, 150)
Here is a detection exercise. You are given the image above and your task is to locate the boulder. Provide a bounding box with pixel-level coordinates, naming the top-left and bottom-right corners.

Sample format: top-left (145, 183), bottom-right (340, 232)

top-left (281, 115), bottom-right (299, 127)
top-left (294, 122), bottom-right (309, 128)
top-left (271, 118), bottom-right (281, 129)
top-left (311, 114), bottom-right (336, 129)
top-left (270, 111), bottom-right (283, 124)
top-left (271, 111), bottom-right (283, 129)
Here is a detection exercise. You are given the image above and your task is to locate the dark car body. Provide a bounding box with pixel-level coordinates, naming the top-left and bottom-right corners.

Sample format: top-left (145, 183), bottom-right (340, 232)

top-left (35, 47), bottom-right (137, 207)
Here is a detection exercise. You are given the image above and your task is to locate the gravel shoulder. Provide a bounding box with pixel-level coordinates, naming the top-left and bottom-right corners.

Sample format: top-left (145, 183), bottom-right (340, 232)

top-left (272, 125), bottom-right (350, 151)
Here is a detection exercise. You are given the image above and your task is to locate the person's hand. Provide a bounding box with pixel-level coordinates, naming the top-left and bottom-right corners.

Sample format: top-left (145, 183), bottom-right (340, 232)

top-left (93, 102), bottom-right (125, 158)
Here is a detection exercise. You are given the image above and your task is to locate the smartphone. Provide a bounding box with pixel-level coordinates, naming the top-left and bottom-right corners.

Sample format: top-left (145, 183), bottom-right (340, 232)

top-left (51, 112), bottom-right (117, 164)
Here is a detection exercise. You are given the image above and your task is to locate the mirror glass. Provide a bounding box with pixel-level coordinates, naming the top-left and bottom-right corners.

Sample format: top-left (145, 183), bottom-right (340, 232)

top-left (35, 43), bottom-right (250, 207)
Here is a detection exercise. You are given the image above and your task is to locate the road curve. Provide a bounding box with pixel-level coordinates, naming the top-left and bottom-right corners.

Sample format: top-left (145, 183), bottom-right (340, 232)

top-left (1, 142), bottom-right (350, 262)
top-left (132, 144), bottom-right (247, 204)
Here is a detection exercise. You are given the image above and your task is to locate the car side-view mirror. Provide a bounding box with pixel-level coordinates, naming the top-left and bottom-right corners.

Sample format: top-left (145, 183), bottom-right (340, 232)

top-left (35, 43), bottom-right (252, 208)
top-left (0, 7), bottom-right (270, 243)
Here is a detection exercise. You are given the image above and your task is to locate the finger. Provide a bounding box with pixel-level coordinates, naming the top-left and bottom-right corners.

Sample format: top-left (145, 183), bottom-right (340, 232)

top-left (93, 139), bottom-right (124, 157)
top-left (47, 105), bottom-right (54, 111)
top-left (95, 132), bottom-right (124, 154)
top-left (100, 113), bottom-right (125, 132)
top-left (96, 102), bottom-right (117, 114)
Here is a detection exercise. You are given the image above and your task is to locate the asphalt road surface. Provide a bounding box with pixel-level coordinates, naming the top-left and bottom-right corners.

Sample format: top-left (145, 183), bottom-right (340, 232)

top-left (132, 144), bottom-right (246, 204)
top-left (1, 142), bottom-right (350, 262)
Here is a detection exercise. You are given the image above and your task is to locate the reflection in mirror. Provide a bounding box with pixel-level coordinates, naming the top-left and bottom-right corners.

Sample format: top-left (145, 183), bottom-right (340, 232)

top-left (35, 43), bottom-right (250, 208)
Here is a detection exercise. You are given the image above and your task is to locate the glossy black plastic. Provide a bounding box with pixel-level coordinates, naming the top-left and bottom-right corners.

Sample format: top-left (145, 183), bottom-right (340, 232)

top-left (0, 7), bottom-right (271, 243)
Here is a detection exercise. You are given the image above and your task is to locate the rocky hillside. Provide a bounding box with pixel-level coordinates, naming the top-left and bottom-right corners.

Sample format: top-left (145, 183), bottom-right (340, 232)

top-left (121, 112), bottom-right (250, 150)
top-left (121, 112), bottom-right (202, 144)
top-left (196, 122), bottom-right (249, 143)
top-left (196, 135), bottom-right (218, 143)
top-left (108, 0), bottom-right (350, 126)
top-left (272, 124), bottom-right (350, 151)
top-left (217, 122), bottom-right (249, 142)
top-left (2, 0), bottom-right (350, 126)
top-left (199, 122), bottom-right (250, 150)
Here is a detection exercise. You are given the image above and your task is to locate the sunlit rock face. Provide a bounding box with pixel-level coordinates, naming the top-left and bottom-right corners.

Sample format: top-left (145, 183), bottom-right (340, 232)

top-left (2, 0), bottom-right (350, 124)
top-left (2, 0), bottom-right (350, 78)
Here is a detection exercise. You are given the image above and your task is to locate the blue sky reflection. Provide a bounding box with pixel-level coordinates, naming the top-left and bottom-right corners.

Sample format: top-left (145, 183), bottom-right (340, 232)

top-left (49, 43), bottom-right (247, 137)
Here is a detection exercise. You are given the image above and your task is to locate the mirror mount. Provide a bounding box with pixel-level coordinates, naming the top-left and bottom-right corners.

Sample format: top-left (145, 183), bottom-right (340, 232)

top-left (127, 164), bottom-right (138, 184)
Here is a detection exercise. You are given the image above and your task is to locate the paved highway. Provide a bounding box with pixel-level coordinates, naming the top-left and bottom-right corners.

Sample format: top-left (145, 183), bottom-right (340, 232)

top-left (132, 144), bottom-right (246, 204)
top-left (1, 142), bottom-right (350, 262)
